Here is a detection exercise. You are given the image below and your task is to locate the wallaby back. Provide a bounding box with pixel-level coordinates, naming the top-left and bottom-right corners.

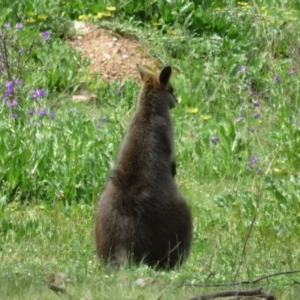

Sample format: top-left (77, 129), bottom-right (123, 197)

top-left (95, 65), bottom-right (192, 269)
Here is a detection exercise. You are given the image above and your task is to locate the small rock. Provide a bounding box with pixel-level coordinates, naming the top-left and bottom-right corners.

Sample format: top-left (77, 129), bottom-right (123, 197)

top-left (72, 21), bottom-right (90, 35)
top-left (46, 272), bottom-right (74, 285)
top-left (134, 277), bottom-right (154, 288)
top-left (71, 89), bottom-right (97, 103)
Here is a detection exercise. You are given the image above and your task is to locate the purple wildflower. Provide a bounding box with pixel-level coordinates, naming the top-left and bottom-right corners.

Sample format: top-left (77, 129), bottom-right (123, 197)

top-left (289, 68), bottom-right (296, 75)
top-left (0, 66), bottom-right (2, 75)
top-left (11, 113), bottom-right (17, 119)
top-left (19, 48), bottom-right (24, 54)
top-left (28, 109), bottom-right (35, 115)
top-left (257, 167), bottom-right (262, 174)
top-left (236, 113), bottom-right (243, 122)
top-left (4, 23), bottom-right (10, 29)
top-left (254, 112), bottom-right (260, 119)
top-left (251, 90), bottom-right (257, 96)
top-left (250, 156), bottom-right (258, 163)
top-left (249, 128), bottom-right (255, 133)
top-left (211, 137), bottom-right (219, 144)
top-left (37, 108), bottom-right (47, 116)
top-left (42, 31), bottom-right (50, 40)
top-left (96, 124), bottom-right (101, 130)
top-left (32, 89), bottom-right (46, 99)
top-left (6, 81), bottom-right (14, 90)
top-left (93, 114), bottom-right (98, 120)
top-left (16, 23), bottom-right (23, 30)
top-left (14, 79), bottom-right (21, 85)
top-left (116, 87), bottom-right (121, 95)
top-left (49, 112), bottom-right (55, 119)
top-left (247, 156), bottom-right (258, 169)
top-left (246, 78), bottom-right (252, 86)
top-left (4, 81), bottom-right (14, 99)
top-left (101, 116), bottom-right (107, 124)
top-left (39, 110), bottom-right (47, 117)
top-left (253, 101), bottom-right (260, 107)
top-left (7, 99), bottom-right (17, 107)
top-left (275, 74), bottom-right (280, 82)
top-left (241, 66), bottom-right (247, 73)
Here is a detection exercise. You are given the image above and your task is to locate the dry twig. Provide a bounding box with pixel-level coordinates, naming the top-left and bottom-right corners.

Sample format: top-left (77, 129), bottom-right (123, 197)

top-left (179, 269), bottom-right (300, 287)
top-left (187, 287), bottom-right (276, 300)
top-left (233, 187), bottom-right (264, 284)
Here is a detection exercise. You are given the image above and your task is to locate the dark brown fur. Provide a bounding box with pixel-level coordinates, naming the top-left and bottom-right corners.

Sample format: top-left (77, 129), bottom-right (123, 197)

top-left (95, 65), bottom-right (192, 269)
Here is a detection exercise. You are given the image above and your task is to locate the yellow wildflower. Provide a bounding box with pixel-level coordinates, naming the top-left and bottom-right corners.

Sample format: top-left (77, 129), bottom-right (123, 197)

top-left (167, 30), bottom-right (176, 35)
top-left (200, 115), bottom-right (211, 121)
top-left (232, 202), bottom-right (236, 206)
top-left (153, 22), bottom-right (162, 27)
top-left (38, 14), bottom-right (47, 21)
top-left (24, 18), bottom-right (35, 23)
top-left (27, 11), bottom-right (35, 16)
top-left (188, 108), bottom-right (198, 114)
top-left (260, 7), bottom-right (267, 15)
top-left (97, 12), bottom-right (111, 18)
top-left (238, 2), bottom-right (249, 6)
top-left (241, 4), bottom-right (251, 9)
top-left (7, 202), bottom-right (17, 211)
top-left (214, 7), bottom-right (227, 12)
top-left (71, 166), bottom-right (76, 170)
top-left (79, 14), bottom-right (89, 21)
top-left (286, 17), bottom-right (296, 22)
top-left (106, 7), bottom-right (116, 12)
top-left (258, 119), bottom-right (262, 124)
top-left (273, 168), bottom-right (287, 175)
top-left (264, 16), bottom-right (275, 24)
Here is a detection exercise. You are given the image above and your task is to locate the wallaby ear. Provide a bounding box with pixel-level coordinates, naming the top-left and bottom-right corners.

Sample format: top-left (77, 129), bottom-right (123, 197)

top-left (159, 66), bottom-right (172, 86)
top-left (136, 64), bottom-right (150, 81)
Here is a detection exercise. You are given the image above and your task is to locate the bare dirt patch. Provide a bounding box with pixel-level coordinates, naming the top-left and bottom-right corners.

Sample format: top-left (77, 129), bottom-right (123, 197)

top-left (67, 22), bottom-right (159, 82)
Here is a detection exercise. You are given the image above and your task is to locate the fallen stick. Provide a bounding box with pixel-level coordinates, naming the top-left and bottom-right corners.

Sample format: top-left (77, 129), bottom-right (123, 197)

top-left (187, 287), bottom-right (276, 300)
top-left (179, 269), bottom-right (300, 287)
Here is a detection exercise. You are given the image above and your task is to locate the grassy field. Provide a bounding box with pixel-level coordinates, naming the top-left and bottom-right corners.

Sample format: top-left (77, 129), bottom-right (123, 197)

top-left (1, 1), bottom-right (300, 299)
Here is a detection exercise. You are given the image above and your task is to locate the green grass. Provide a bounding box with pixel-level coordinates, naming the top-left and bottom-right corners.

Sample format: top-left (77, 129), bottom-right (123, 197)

top-left (1, 0), bottom-right (300, 299)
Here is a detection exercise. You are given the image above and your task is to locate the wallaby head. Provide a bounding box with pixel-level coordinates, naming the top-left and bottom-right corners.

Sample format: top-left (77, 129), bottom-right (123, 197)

top-left (136, 64), bottom-right (178, 109)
